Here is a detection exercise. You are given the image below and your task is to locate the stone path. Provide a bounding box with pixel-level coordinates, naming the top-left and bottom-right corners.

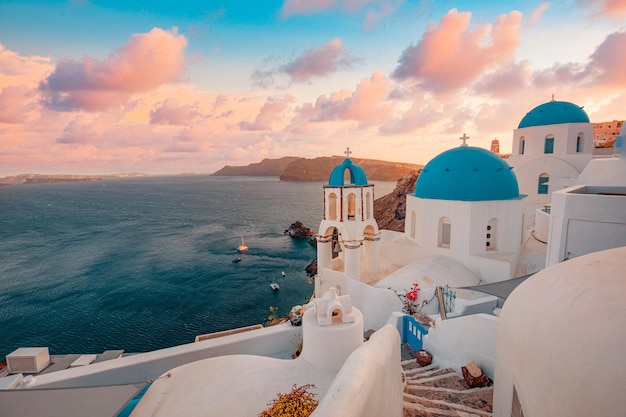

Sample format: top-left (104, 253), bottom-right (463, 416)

top-left (401, 348), bottom-right (493, 417)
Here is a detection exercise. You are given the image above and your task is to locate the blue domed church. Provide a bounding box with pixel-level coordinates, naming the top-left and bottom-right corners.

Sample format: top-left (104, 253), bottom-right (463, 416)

top-left (508, 98), bottom-right (594, 224)
top-left (405, 138), bottom-right (526, 283)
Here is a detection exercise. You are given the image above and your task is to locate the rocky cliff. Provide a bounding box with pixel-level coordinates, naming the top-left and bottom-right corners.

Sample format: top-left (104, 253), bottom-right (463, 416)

top-left (212, 157), bottom-right (301, 176)
top-left (213, 156), bottom-right (422, 182)
top-left (373, 172), bottom-right (419, 232)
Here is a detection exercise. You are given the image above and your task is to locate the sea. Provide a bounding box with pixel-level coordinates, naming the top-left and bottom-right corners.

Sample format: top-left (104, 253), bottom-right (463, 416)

top-left (0, 175), bottom-right (396, 360)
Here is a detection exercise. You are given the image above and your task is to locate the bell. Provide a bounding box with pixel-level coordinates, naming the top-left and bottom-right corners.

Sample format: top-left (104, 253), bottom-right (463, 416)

top-left (333, 242), bottom-right (342, 253)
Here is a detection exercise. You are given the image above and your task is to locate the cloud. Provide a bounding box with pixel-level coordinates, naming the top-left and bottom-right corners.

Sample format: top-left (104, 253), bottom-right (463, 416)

top-left (280, 0), bottom-right (335, 17)
top-left (586, 29), bottom-right (626, 86)
top-left (303, 71), bottom-right (392, 124)
top-left (391, 9), bottom-right (522, 93)
top-left (239, 94), bottom-right (295, 131)
top-left (166, 126), bottom-right (209, 152)
top-left (531, 29), bottom-right (626, 89)
top-left (280, 0), bottom-right (402, 30)
top-left (39, 28), bottom-right (187, 112)
top-left (282, 0), bottom-right (389, 18)
top-left (580, 0), bottom-right (626, 22)
top-left (527, 2), bottom-right (549, 26)
top-left (473, 60), bottom-right (532, 97)
top-left (150, 98), bottom-right (201, 125)
top-left (282, 38), bottom-right (357, 82)
top-left (0, 85), bottom-right (36, 123)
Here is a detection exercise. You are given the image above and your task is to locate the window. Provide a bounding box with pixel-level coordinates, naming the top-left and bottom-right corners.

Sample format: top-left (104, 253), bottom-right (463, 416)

top-left (347, 193), bottom-right (356, 220)
top-left (576, 134), bottom-right (584, 153)
top-left (486, 219), bottom-right (497, 251)
top-left (365, 192), bottom-right (371, 219)
top-left (438, 217), bottom-right (451, 248)
top-left (544, 136), bottom-right (554, 154)
top-left (519, 138), bottom-right (525, 155)
top-left (538, 173), bottom-right (549, 194)
top-left (328, 193), bottom-right (337, 220)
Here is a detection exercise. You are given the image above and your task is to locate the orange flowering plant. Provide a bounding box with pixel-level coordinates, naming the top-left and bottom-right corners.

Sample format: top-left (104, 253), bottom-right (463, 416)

top-left (391, 282), bottom-right (421, 315)
top-left (258, 384), bottom-right (318, 417)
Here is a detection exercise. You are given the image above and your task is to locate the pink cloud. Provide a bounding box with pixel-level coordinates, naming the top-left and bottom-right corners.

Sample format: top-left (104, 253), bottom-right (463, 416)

top-left (527, 2), bottom-right (549, 26)
top-left (0, 44), bottom-right (51, 80)
top-left (587, 29), bottom-right (626, 86)
top-left (280, 0), bottom-right (401, 29)
top-left (281, 0), bottom-right (335, 17)
top-left (531, 29), bottom-right (626, 89)
top-left (581, 0), bottom-right (626, 22)
top-left (151, 98), bottom-right (201, 125)
top-left (282, 38), bottom-right (356, 82)
top-left (392, 9), bottom-right (522, 93)
top-left (304, 71), bottom-right (392, 124)
top-left (473, 60), bottom-right (532, 97)
top-left (0, 85), bottom-right (35, 123)
top-left (239, 94), bottom-right (295, 131)
top-left (166, 126), bottom-right (208, 153)
top-left (281, 0), bottom-right (398, 17)
top-left (39, 28), bottom-right (187, 112)
top-left (56, 118), bottom-right (101, 144)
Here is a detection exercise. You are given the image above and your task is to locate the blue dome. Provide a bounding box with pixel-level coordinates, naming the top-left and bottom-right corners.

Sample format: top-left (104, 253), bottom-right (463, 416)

top-left (518, 100), bottom-right (589, 128)
top-left (328, 158), bottom-right (368, 186)
top-left (415, 146), bottom-right (520, 201)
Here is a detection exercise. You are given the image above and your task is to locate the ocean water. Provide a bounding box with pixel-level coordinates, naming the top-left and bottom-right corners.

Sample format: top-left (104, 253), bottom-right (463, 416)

top-left (0, 175), bottom-right (395, 359)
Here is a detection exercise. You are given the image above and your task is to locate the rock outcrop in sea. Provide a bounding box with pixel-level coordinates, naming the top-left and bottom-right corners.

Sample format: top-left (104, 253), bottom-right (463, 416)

top-left (284, 221), bottom-right (315, 238)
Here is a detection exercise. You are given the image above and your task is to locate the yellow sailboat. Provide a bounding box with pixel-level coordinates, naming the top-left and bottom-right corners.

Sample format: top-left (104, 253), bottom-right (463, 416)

top-left (237, 236), bottom-right (248, 253)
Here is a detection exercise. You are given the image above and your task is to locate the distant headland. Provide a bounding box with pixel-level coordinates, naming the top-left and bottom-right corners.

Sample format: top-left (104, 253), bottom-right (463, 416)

top-left (0, 173), bottom-right (146, 186)
top-left (213, 156), bottom-right (423, 182)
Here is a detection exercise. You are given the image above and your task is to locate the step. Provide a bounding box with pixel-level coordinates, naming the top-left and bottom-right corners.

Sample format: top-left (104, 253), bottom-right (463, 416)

top-left (401, 361), bottom-right (493, 417)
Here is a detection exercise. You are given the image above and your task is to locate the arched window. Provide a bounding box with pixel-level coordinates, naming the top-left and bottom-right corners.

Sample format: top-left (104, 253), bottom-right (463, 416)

top-left (486, 218), bottom-right (497, 251)
top-left (438, 217), bottom-right (451, 248)
top-left (576, 133), bottom-right (583, 153)
top-left (328, 193), bottom-right (337, 220)
top-left (519, 137), bottom-right (525, 155)
top-left (365, 192), bottom-right (371, 219)
top-left (347, 193), bottom-right (356, 220)
top-left (538, 173), bottom-right (549, 194)
top-left (544, 135), bottom-right (554, 154)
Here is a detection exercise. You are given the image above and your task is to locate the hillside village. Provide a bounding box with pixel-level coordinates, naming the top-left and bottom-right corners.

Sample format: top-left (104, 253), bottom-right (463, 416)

top-left (1, 99), bottom-right (625, 417)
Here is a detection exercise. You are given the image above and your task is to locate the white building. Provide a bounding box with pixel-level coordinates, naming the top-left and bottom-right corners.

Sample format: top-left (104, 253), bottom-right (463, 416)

top-left (404, 143), bottom-right (526, 283)
top-left (2, 104), bottom-right (625, 417)
top-left (508, 99), bottom-right (594, 225)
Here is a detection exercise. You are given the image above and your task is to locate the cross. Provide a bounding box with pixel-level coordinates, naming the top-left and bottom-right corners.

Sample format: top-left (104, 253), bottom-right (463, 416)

top-left (344, 147), bottom-right (352, 158)
top-left (460, 133), bottom-right (469, 147)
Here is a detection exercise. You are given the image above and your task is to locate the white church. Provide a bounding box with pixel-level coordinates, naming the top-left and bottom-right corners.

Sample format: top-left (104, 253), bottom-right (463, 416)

top-left (2, 99), bottom-right (625, 417)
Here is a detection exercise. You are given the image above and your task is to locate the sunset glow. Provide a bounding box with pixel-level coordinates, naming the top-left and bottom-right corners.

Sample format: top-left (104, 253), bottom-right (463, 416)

top-left (0, 0), bottom-right (625, 175)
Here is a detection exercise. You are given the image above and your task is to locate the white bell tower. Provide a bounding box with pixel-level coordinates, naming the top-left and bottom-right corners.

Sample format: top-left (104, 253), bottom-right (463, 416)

top-left (316, 149), bottom-right (380, 293)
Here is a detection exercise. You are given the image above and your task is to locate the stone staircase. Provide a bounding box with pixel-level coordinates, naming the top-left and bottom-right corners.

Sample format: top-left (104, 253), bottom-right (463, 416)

top-left (401, 358), bottom-right (493, 417)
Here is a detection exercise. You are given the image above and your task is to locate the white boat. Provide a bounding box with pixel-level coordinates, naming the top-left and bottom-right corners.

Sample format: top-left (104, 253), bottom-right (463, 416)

top-left (237, 236), bottom-right (248, 252)
top-left (281, 271), bottom-right (286, 277)
top-left (270, 277), bottom-right (280, 291)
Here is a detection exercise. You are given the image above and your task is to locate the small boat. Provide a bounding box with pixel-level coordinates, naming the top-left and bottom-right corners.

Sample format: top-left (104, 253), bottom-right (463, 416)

top-left (232, 257), bottom-right (242, 263)
top-left (270, 277), bottom-right (280, 291)
top-left (281, 271), bottom-right (286, 277)
top-left (237, 236), bottom-right (248, 253)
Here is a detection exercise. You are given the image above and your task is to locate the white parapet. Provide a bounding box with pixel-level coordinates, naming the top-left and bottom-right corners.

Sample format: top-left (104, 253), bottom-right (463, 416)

top-left (301, 302), bottom-right (363, 372)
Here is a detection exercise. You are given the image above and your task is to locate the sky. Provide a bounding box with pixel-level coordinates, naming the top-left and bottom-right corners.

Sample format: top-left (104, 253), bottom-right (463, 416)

top-left (0, 0), bottom-right (625, 176)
